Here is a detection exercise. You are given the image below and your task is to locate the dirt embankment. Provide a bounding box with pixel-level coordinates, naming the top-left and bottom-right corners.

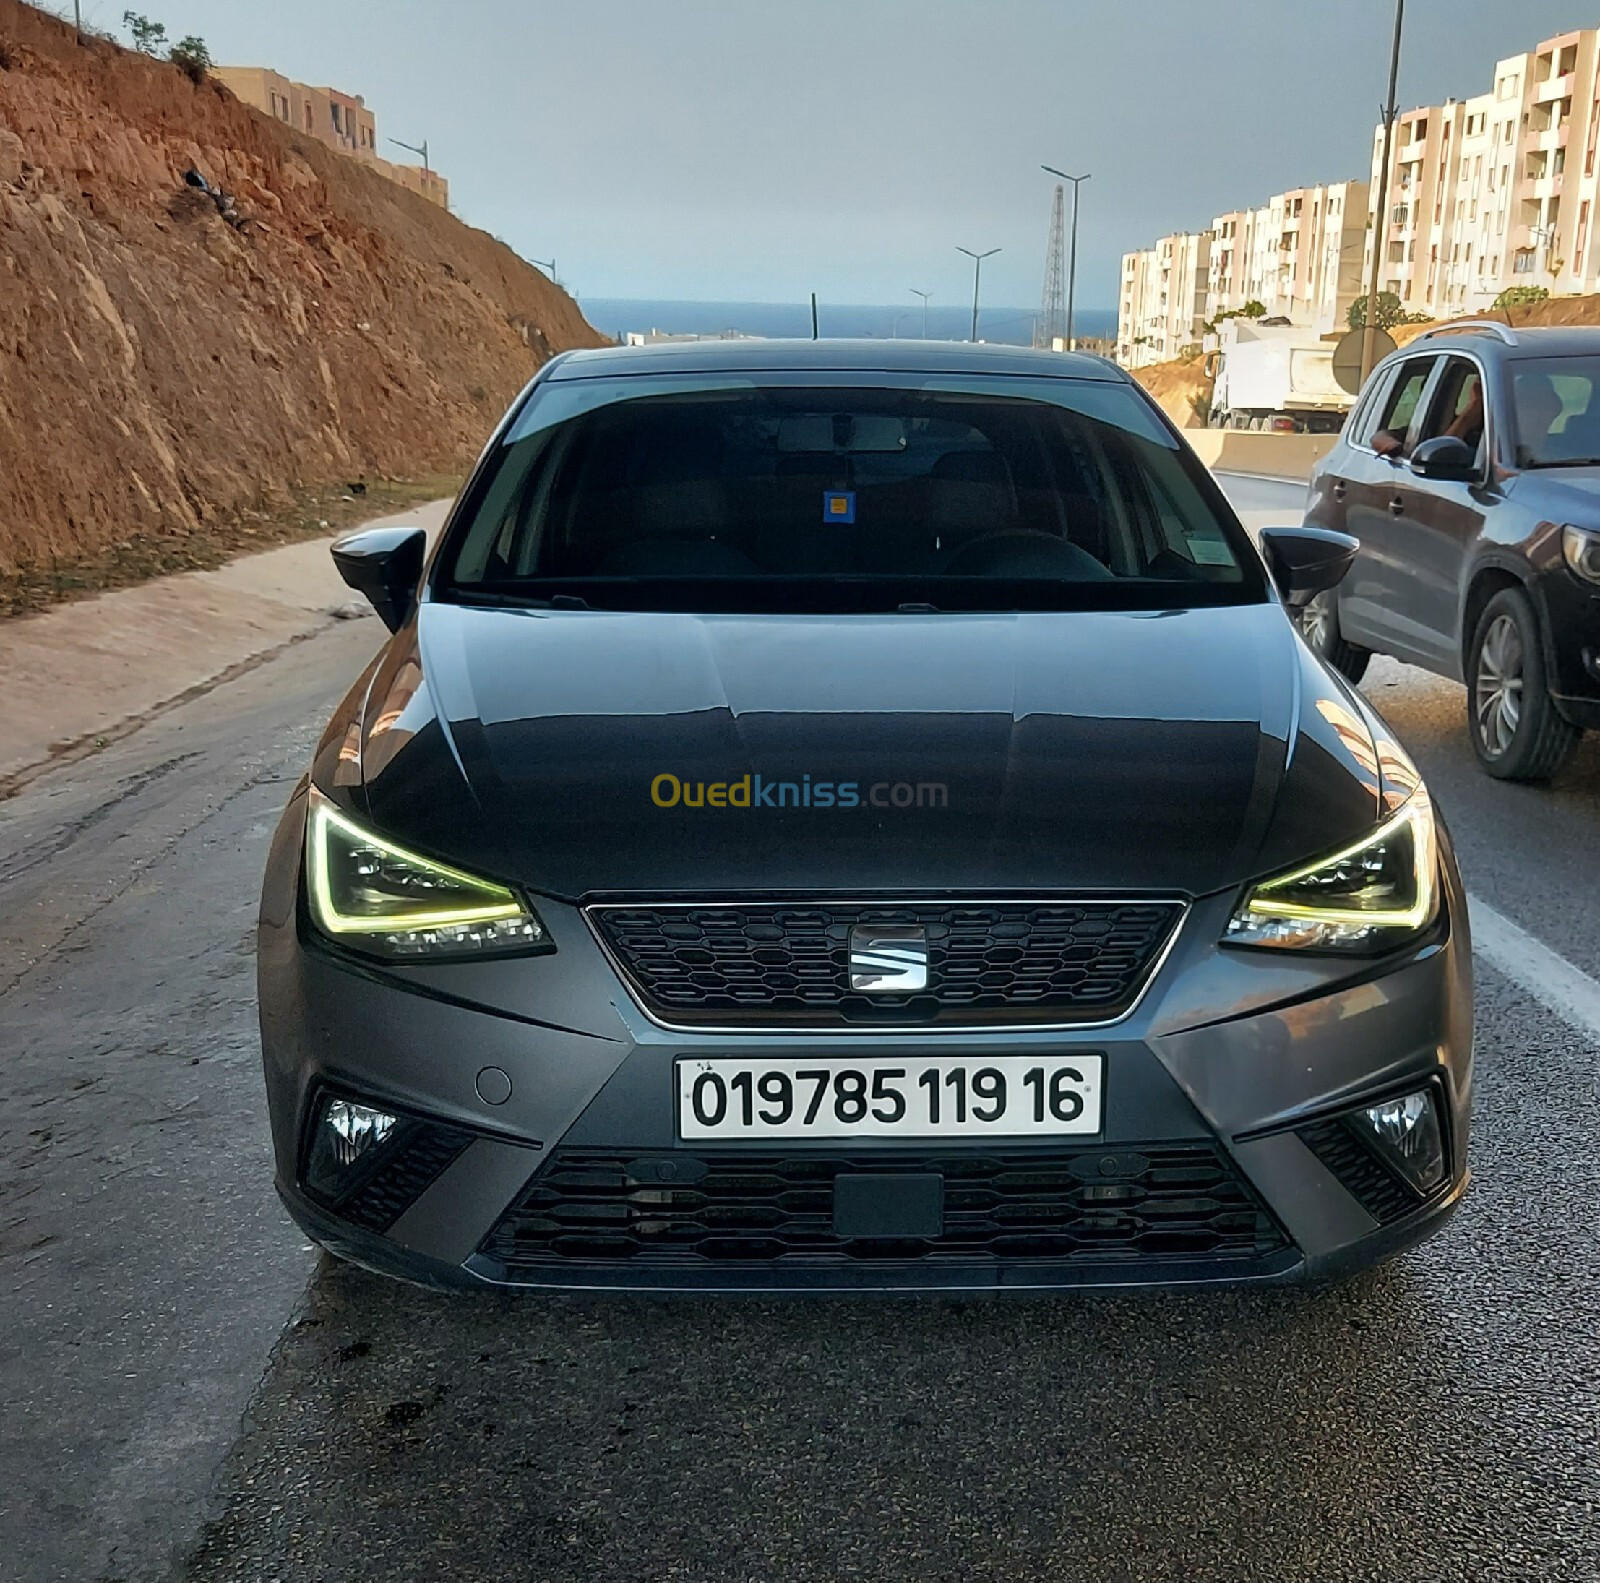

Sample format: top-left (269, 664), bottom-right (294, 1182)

top-left (1394, 292), bottom-right (1600, 346)
top-left (0, 0), bottom-right (606, 584)
top-left (1132, 354), bottom-right (1212, 430)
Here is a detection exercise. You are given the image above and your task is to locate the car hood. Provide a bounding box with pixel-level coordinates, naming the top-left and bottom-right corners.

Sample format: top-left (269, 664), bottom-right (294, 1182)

top-left (351, 600), bottom-right (1386, 901)
top-left (1512, 466), bottom-right (1600, 512)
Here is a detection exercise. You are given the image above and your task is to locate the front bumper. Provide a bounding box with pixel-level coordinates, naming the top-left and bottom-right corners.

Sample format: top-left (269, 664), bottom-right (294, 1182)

top-left (1535, 569), bottom-right (1600, 728)
top-left (258, 790), bottom-right (1474, 1294)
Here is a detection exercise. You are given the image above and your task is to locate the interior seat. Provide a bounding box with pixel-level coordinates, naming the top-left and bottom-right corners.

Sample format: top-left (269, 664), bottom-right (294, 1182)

top-left (752, 455), bottom-right (857, 573)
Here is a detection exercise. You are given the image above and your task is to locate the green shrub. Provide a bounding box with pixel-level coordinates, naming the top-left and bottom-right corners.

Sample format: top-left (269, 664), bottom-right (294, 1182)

top-left (169, 35), bottom-right (211, 82)
top-left (1492, 285), bottom-right (1550, 311)
top-left (1347, 292), bottom-right (1410, 331)
top-left (122, 11), bottom-right (166, 53)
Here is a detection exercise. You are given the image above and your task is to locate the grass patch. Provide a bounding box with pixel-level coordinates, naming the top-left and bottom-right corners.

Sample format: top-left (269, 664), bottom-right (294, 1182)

top-left (0, 474), bottom-right (462, 619)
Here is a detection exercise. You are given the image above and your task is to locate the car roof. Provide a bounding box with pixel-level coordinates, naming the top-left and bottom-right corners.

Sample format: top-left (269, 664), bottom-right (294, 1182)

top-left (1400, 323), bottom-right (1600, 360)
top-left (546, 337), bottom-right (1129, 382)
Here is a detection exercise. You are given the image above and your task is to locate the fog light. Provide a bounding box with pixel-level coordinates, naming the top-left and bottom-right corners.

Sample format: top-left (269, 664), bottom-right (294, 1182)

top-left (1357, 1088), bottom-right (1446, 1195)
top-left (326, 1099), bottom-right (395, 1164)
top-left (305, 1095), bottom-right (400, 1205)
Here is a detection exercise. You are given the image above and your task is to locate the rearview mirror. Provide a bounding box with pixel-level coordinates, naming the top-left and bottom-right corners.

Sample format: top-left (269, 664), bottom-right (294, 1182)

top-left (1257, 525), bottom-right (1359, 609)
top-left (330, 526), bottom-right (427, 632)
top-left (1409, 434), bottom-right (1479, 482)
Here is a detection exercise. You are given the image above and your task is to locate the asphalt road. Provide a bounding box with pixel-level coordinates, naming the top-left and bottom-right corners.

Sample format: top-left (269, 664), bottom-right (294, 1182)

top-left (3, 481), bottom-right (1599, 1583)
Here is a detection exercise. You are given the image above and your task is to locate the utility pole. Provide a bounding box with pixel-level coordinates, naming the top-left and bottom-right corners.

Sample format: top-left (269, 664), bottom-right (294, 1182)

top-left (1042, 166), bottom-right (1090, 349)
top-left (1360, 0), bottom-right (1404, 388)
top-left (910, 288), bottom-right (932, 338)
top-left (957, 247), bottom-right (1001, 342)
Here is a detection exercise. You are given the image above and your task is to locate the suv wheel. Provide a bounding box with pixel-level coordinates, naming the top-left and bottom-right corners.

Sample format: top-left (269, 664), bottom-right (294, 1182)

top-left (1299, 589), bottom-right (1370, 683)
top-left (1468, 586), bottom-right (1580, 781)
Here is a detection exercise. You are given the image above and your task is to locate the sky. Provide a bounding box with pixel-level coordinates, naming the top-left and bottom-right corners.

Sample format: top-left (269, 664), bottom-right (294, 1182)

top-left (67, 0), bottom-right (1600, 309)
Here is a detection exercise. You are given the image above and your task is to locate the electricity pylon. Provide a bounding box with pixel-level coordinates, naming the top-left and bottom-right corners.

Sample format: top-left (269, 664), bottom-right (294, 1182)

top-left (1036, 183), bottom-right (1066, 349)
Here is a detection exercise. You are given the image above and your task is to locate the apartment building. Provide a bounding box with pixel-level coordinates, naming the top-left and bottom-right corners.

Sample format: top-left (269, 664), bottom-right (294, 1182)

top-left (1116, 24), bottom-right (1600, 368)
top-left (1206, 207), bottom-right (1258, 317)
top-left (1120, 178), bottom-right (1368, 364)
top-left (1253, 184), bottom-right (1369, 329)
top-left (214, 66), bottom-right (449, 208)
top-left (1362, 28), bottom-right (1600, 318)
top-left (1117, 230), bottom-right (1212, 368)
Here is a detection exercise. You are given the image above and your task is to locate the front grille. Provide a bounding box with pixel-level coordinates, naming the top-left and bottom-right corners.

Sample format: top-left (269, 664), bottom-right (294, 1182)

top-left (336, 1122), bottom-right (474, 1233)
top-left (476, 1145), bottom-right (1287, 1273)
top-left (588, 899), bottom-right (1184, 1027)
top-left (1299, 1119), bottom-right (1419, 1225)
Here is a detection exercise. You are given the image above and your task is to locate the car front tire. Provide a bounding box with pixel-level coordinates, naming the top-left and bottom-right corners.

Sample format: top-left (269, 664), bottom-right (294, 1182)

top-left (1467, 586), bottom-right (1581, 781)
top-left (1299, 588), bottom-right (1370, 683)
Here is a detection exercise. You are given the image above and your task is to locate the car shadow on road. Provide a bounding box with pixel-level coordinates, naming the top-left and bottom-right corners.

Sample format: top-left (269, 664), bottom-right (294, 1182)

top-left (179, 1228), bottom-right (1580, 1583)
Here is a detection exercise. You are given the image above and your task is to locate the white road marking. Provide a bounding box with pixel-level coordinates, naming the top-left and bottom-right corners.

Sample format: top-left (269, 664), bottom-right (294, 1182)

top-left (1469, 894), bottom-right (1600, 1043)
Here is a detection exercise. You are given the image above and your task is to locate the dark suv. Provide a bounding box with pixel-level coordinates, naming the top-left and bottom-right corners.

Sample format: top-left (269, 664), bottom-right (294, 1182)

top-left (1302, 322), bottom-right (1600, 780)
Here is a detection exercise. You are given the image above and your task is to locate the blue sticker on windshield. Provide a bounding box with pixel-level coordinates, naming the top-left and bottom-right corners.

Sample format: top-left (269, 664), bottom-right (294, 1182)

top-left (823, 490), bottom-right (856, 524)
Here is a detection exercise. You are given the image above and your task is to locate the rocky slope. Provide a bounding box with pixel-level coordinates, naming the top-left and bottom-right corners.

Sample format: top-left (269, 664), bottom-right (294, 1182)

top-left (0, 0), bottom-right (604, 576)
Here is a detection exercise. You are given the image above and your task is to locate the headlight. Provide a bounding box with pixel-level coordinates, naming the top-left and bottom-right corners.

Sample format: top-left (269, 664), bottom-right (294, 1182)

top-left (1224, 787), bottom-right (1438, 953)
top-left (1562, 524), bottom-right (1600, 585)
top-left (304, 788), bottom-right (550, 959)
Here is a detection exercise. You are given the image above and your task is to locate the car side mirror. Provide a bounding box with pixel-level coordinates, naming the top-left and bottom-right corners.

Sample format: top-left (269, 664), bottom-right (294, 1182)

top-left (1257, 525), bottom-right (1359, 609)
top-left (1409, 434), bottom-right (1478, 482)
top-left (330, 526), bottom-right (427, 632)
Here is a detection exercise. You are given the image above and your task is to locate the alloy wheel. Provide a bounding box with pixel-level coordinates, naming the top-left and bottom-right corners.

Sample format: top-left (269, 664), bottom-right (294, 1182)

top-left (1474, 612), bottom-right (1524, 757)
top-left (1301, 592), bottom-right (1332, 651)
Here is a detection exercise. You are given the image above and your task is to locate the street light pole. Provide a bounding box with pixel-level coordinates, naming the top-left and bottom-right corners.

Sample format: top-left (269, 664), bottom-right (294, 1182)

top-left (389, 136), bottom-right (430, 174)
top-left (1042, 166), bottom-right (1090, 348)
top-left (1360, 0), bottom-right (1405, 388)
top-left (910, 288), bottom-right (932, 338)
top-left (957, 247), bottom-right (1001, 342)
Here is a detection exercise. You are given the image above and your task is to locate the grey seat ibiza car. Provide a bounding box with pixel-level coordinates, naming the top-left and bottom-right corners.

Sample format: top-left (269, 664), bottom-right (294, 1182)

top-left (258, 340), bottom-right (1471, 1293)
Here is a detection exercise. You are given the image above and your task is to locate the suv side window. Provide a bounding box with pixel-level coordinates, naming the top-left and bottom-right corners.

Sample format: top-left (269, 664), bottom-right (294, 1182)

top-left (1371, 357), bottom-right (1437, 456)
top-left (1349, 365), bottom-right (1398, 448)
top-left (1415, 355), bottom-right (1487, 464)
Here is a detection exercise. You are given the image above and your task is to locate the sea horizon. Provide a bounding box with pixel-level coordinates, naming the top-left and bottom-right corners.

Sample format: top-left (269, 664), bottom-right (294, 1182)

top-left (577, 296), bottom-right (1119, 348)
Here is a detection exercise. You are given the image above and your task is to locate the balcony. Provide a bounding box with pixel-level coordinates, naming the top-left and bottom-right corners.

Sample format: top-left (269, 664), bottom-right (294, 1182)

top-left (1535, 71), bottom-right (1575, 103)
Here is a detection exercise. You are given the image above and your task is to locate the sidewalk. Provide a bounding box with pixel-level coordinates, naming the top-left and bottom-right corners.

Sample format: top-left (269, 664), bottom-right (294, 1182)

top-left (0, 499), bottom-right (453, 791)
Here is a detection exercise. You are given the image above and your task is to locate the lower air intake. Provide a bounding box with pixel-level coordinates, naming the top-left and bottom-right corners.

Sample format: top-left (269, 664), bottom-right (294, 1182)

top-left (476, 1144), bottom-right (1287, 1274)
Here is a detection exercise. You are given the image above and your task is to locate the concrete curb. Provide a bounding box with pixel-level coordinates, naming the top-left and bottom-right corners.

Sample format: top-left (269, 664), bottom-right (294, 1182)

top-left (0, 499), bottom-right (452, 795)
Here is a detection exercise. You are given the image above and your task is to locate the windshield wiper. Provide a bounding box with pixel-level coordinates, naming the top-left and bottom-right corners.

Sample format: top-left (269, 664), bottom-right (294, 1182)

top-left (896, 601), bottom-right (940, 613)
top-left (1527, 457), bottom-right (1600, 469)
top-left (450, 587), bottom-right (592, 610)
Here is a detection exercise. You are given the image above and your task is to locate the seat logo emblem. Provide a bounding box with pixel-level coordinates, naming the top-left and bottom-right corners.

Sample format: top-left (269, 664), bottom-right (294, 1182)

top-left (848, 926), bottom-right (929, 993)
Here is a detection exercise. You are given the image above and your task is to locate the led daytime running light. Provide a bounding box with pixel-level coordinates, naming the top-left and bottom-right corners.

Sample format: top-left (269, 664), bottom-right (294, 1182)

top-left (306, 790), bottom-right (525, 937)
top-left (1242, 790), bottom-right (1436, 933)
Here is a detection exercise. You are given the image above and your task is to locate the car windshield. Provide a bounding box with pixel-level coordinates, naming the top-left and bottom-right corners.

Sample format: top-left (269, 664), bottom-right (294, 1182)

top-left (437, 371), bottom-right (1265, 612)
top-left (1511, 356), bottom-right (1600, 467)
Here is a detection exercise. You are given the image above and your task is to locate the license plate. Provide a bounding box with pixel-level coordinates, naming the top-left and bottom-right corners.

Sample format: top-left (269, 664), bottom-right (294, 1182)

top-left (676, 1054), bottom-right (1104, 1140)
